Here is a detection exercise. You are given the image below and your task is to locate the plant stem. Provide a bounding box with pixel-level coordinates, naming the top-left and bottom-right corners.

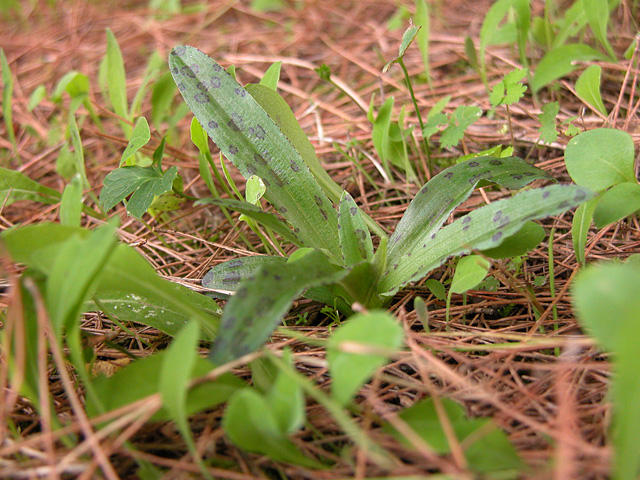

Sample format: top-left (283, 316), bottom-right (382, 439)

top-left (398, 58), bottom-right (431, 176)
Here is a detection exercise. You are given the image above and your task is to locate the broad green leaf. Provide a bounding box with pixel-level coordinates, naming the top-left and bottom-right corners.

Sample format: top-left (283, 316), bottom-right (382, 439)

top-left (169, 46), bottom-right (341, 261)
top-left (481, 221), bottom-right (546, 259)
top-left (1, 48), bottom-right (16, 149)
top-left (100, 165), bottom-right (178, 218)
top-left (243, 84), bottom-right (390, 238)
top-left (538, 101), bottom-right (559, 144)
top-left (383, 24), bottom-right (420, 73)
top-left (2, 223), bottom-right (220, 338)
top-left (250, 0), bottom-right (285, 12)
top-left (575, 65), bottom-right (608, 116)
top-left (259, 61), bottom-right (282, 91)
top-left (151, 72), bottom-right (177, 128)
top-left (565, 128), bottom-right (635, 190)
top-left (371, 96), bottom-right (394, 174)
top-left (209, 250), bottom-right (347, 365)
top-left (0, 167), bottom-right (61, 206)
top-left (327, 310), bottom-right (403, 406)
top-left (120, 116), bottom-right (151, 165)
top-left (202, 255), bottom-right (287, 297)
top-left (552, 1), bottom-right (588, 48)
top-left (88, 352), bottom-right (243, 418)
top-left (425, 278), bottom-right (446, 301)
top-left (385, 398), bottom-right (522, 476)
top-left (582, 0), bottom-right (616, 59)
top-left (572, 197), bottom-right (598, 265)
top-left (67, 114), bottom-right (90, 189)
top-left (573, 262), bottom-right (640, 480)
top-left (439, 105), bottom-right (482, 149)
top-left (223, 388), bottom-right (324, 467)
top-left (593, 182), bottom-right (640, 228)
top-left (387, 157), bottom-right (551, 266)
top-left (245, 175), bottom-right (265, 205)
top-left (464, 36), bottom-right (479, 73)
top-left (338, 191), bottom-right (374, 266)
top-left (197, 197), bottom-right (301, 245)
top-left (478, 0), bottom-right (514, 84)
top-left (105, 29), bottom-right (128, 122)
top-left (59, 174), bottom-right (83, 227)
top-left (450, 255), bottom-right (490, 294)
top-left (531, 44), bottom-right (608, 93)
top-left (381, 184), bottom-right (594, 295)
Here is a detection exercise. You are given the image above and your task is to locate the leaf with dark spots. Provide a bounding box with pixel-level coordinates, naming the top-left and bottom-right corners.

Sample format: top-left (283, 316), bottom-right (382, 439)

top-left (338, 191), bottom-right (374, 266)
top-left (380, 184), bottom-right (594, 295)
top-left (169, 46), bottom-right (341, 260)
top-left (209, 250), bottom-right (347, 365)
top-left (202, 256), bottom-right (287, 298)
top-left (387, 157), bottom-right (551, 266)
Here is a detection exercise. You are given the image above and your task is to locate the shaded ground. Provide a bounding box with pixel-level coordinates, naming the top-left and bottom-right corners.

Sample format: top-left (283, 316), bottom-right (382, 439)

top-left (1, 0), bottom-right (639, 478)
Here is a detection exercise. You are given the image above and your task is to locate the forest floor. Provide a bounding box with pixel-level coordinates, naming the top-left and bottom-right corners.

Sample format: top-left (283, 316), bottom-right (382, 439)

top-left (1, 0), bottom-right (639, 479)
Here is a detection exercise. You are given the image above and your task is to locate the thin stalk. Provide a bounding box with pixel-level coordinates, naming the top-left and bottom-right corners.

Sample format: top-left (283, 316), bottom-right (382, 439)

top-left (398, 58), bottom-right (432, 175)
top-left (548, 227), bottom-right (559, 356)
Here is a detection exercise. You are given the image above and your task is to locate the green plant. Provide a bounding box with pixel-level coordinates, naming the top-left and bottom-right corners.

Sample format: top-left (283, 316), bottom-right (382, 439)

top-left (573, 258), bottom-right (640, 480)
top-left (565, 128), bottom-right (639, 264)
top-left (168, 45), bottom-right (594, 365)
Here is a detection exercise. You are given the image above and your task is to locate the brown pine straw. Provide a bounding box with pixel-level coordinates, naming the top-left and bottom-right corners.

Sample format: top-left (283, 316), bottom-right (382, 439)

top-left (1, 0), bottom-right (639, 477)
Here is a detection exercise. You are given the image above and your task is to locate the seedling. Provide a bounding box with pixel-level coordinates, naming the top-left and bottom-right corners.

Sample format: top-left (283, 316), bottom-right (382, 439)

top-left (169, 46), bottom-right (593, 365)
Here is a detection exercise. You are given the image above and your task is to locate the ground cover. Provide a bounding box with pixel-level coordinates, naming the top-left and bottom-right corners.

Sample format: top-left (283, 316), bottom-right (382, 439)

top-left (1, 1), bottom-right (639, 478)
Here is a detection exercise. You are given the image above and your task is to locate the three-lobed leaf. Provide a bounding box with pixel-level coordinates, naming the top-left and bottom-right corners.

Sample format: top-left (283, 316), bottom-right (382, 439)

top-left (100, 165), bottom-right (178, 218)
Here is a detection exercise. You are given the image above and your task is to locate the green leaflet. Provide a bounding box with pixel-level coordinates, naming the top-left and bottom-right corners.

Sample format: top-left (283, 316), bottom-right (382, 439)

top-left (572, 197), bottom-right (598, 265)
top-left (380, 184), bottom-right (594, 294)
top-left (169, 46), bottom-right (341, 262)
top-left (209, 250), bottom-right (347, 365)
top-left (338, 191), bottom-right (374, 266)
top-left (100, 165), bottom-right (178, 218)
top-left (387, 157), bottom-right (551, 265)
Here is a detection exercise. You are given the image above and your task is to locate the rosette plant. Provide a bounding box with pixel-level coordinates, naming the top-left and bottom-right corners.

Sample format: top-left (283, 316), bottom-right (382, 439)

top-left (169, 46), bottom-right (592, 364)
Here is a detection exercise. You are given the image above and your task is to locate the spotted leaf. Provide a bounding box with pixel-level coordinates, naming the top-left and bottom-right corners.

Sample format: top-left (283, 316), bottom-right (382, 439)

top-left (380, 184), bottom-right (594, 295)
top-left (169, 46), bottom-right (341, 261)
